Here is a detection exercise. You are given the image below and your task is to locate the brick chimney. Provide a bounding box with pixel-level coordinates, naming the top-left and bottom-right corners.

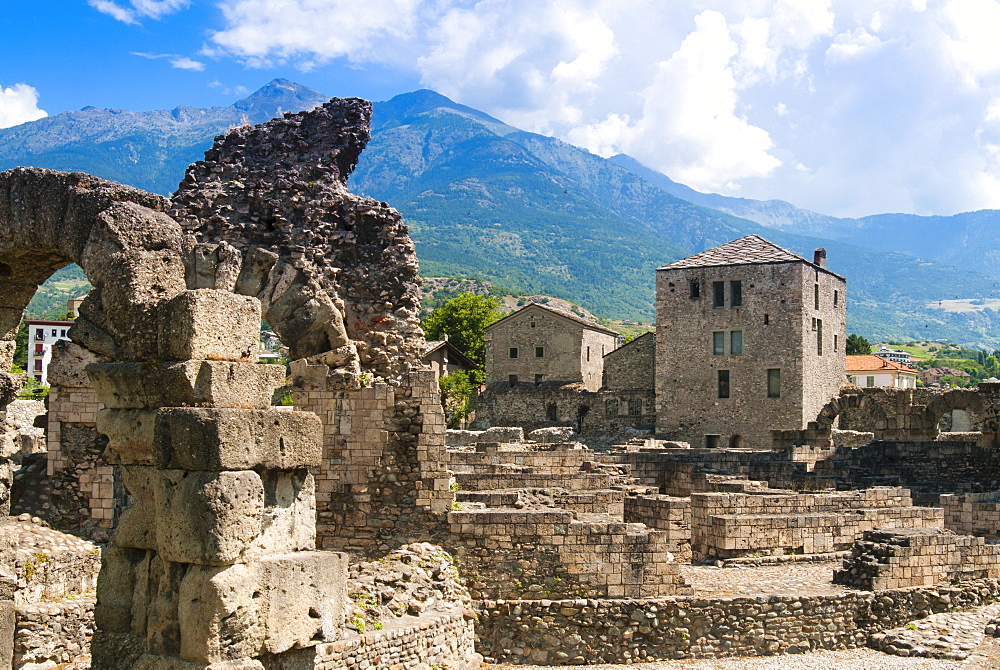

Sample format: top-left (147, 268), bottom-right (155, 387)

top-left (814, 248), bottom-right (827, 268)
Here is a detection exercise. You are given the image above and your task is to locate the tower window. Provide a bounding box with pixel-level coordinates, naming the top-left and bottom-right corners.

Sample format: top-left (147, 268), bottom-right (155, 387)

top-left (689, 278), bottom-right (701, 299)
top-left (833, 290), bottom-right (839, 307)
top-left (713, 281), bottom-right (725, 307)
top-left (816, 319), bottom-right (823, 355)
top-left (730, 281), bottom-right (742, 307)
top-left (718, 370), bottom-right (730, 398)
top-left (509, 347), bottom-right (519, 358)
top-left (535, 346), bottom-right (544, 358)
top-left (730, 330), bottom-right (743, 355)
top-left (814, 284), bottom-right (820, 310)
top-left (713, 331), bottom-right (724, 355)
top-left (767, 369), bottom-right (781, 398)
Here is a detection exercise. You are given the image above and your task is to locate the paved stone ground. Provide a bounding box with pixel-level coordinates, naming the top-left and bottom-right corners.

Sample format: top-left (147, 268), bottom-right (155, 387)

top-left (872, 602), bottom-right (1000, 661)
top-left (485, 641), bottom-right (1000, 668)
top-left (681, 560), bottom-right (850, 597)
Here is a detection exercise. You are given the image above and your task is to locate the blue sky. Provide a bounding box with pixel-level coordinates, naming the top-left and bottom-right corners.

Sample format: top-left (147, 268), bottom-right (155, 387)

top-left (5, 1), bottom-right (1000, 219)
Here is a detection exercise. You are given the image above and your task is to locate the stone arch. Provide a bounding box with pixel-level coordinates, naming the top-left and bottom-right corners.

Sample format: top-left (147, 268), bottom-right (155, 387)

top-left (814, 390), bottom-right (893, 437)
top-left (0, 167), bottom-right (187, 365)
top-left (923, 388), bottom-right (992, 438)
top-left (0, 167), bottom-right (187, 522)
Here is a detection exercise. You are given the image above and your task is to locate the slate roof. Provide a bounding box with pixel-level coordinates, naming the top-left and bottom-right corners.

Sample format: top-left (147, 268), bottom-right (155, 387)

top-left (846, 355), bottom-right (917, 374)
top-left (658, 235), bottom-right (842, 278)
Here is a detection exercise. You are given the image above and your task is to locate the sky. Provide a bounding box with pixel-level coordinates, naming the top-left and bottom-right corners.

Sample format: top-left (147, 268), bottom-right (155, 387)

top-left (4, 0), bottom-right (1000, 219)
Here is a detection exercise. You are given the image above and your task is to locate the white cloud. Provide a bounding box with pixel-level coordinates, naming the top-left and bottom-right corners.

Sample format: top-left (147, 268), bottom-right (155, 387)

top-left (0, 84), bottom-right (47, 129)
top-left (170, 56), bottom-right (205, 71)
top-left (624, 10), bottom-right (782, 191)
top-left (183, 0), bottom-right (1000, 216)
top-left (132, 51), bottom-right (205, 71)
top-left (207, 0), bottom-right (424, 68)
top-left (88, 0), bottom-right (189, 23)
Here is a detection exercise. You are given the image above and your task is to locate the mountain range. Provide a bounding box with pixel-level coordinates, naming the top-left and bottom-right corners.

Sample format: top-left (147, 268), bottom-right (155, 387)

top-left (3, 79), bottom-right (1000, 346)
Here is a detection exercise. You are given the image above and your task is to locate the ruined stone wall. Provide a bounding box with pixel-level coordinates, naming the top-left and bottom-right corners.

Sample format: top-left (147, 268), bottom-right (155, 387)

top-left (603, 449), bottom-right (835, 496)
top-left (580, 328), bottom-right (617, 392)
top-left (292, 366), bottom-right (453, 554)
top-left (690, 488), bottom-right (943, 562)
top-left (814, 440), bottom-right (1000, 495)
top-left (603, 331), bottom-right (655, 392)
top-left (622, 495), bottom-right (691, 562)
top-left (475, 579), bottom-right (1000, 664)
top-left (940, 491), bottom-right (1000, 538)
top-left (449, 444), bottom-right (600, 476)
top-left (309, 609), bottom-right (477, 669)
top-left (474, 383), bottom-right (655, 434)
top-left (448, 509), bottom-right (689, 600)
top-left (656, 260), bottom-right (846, 449)
top-left (834, 528), bottom-right (1000, 590)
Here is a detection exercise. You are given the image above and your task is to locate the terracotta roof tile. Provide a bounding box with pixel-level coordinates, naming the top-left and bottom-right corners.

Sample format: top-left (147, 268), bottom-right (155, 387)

top-left (846, 354), bottom-right (917, 373)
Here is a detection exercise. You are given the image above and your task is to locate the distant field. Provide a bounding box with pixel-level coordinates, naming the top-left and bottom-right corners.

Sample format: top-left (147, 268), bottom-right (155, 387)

top-left (926, 298), bottom-right (1000, 313)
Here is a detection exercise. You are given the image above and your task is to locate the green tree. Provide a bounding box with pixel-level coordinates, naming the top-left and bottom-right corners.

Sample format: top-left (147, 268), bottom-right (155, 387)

top-left (438, 369), bottom-right (476, 428)
top-left (846, 333), bottom-right (872, 355)
top-left (985, 355), bottom-right (1000, 379)
top-left (422, 293), bottom-right (504, 367)
top-left (12, 321), bottom-right (27, 371)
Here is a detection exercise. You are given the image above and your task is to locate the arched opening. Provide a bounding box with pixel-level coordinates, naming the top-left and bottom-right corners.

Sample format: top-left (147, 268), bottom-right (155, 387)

top-left (925, 389), bottom-right (988, 441)
top-left (576, 405), bottom-right (590, 434)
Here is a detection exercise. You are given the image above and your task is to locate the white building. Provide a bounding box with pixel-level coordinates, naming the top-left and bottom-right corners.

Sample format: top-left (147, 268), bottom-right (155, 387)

top-left (847, 354), bottom-right (918, 389)
top-left (25, 319), bottom-right (73, 384)
top-left (872, 345), bottom-right (912, 366)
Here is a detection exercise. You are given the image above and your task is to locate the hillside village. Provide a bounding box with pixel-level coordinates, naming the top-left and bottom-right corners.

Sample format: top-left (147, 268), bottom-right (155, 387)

top-left (8, 96), bottom-right (1000, 670)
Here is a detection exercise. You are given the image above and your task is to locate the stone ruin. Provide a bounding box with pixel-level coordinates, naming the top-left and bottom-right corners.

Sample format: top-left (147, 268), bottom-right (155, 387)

top-left (0, 99), bottom-right (474, 669)
top-left (6, 95), bottom-right (1000, 669)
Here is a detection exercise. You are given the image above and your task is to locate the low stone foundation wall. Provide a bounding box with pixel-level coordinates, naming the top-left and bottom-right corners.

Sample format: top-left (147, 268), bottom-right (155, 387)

top-left (690, 487), bottom-right (941, 562)
top-left (834, 527), bottom-right (1000, 590)
top-left (449, 509), bottom-right (689, 599)
top-left (623, 495), bottom-right (691, 562)
top-left (311, 608), bottom-right (479, 670)
top-left (941, 490), bottom-right (1000, 538)
top-left (454, 472), bottom-right (612, 491)
top-left (14, 594), bottom-right (94, 670)
top-left (475, 579), bottom-right (1000, 664)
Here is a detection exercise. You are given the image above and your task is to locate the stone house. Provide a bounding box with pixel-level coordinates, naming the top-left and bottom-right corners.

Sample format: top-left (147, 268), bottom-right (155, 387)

top-left (921, 366), bottom-right (972, 387)
top-left (847, 354), bottom-right (918, 389)
top-left (655, 235), bottom-right (847, 449)
top-left (484, 303), bottom-right (619, 392)
top-left (422, 338), bottom-right (478, 382)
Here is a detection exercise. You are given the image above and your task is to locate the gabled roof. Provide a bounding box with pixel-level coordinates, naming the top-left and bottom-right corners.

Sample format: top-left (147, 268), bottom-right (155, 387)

top-left (846, 355), bottom-right (917, 374)
top-left (421, 340), bottom-right (477, 369)
top-left (658, 234), bottom-right (844, 279)
top-left (485, 302), bottom-right (620, 336)
top-left (604, 330), bottom-right (654, 358)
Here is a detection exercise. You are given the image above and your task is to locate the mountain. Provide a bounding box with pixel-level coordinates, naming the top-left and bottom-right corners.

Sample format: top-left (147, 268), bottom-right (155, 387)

top-left (0, 79), bottom-right (328, 196)
top-left (609, 154), bottom-right (1000, 281)
top-left (5, 81), bottom-right (1000, 345)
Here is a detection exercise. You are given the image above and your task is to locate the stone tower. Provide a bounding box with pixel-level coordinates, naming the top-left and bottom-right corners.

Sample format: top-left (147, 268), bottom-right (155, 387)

top-left (655, 235), bottom-right (846, 448)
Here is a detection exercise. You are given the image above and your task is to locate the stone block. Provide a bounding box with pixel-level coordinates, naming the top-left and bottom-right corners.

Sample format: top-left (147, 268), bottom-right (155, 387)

top-left (0, 339), bottom-right (14, 371)
top-left (153, 408), bottom-right (322, 471)
top-left (254, 471), bottom-right (316, 554)
top-left (99, 409), bottom-right (159, 465)
top-left (88, 361), bottom-right (286, 409)
top-left (257, 551), bottom-right (346, 654)
top-left (154, 470), bottom-right (264, 566)
top-left (49, 339), bottom-right (108, 388)
top-left (95, 545), bottom-right (143, 634)
top-left (115, 467), bottom-right (159, 550)
top-left (0, 372), bottom-right (24, 410)
top-left (177, 551), bottom-right (345, 662)
top-left (101, 407), bottom-right (322, 469)
top-left (0, 599), bottom-right (12, 670)
top-left (158, 290), bottom-right (261, 362)
top-left (177, 563), bottom-right (264, 663)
